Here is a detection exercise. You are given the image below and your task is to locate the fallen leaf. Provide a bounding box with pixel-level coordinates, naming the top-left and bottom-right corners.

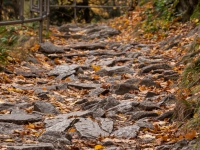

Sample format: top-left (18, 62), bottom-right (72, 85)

top-left (184, 130), bottom-right (196, 140)
top-left (94, 144), bottom-right (104, 150)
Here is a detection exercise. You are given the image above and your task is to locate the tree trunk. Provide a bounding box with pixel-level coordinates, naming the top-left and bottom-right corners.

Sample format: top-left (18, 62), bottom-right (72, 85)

top-left (0, 0), bottom-right (3, 21)
top-left (83, 0), bottom-right (91, 23)
top-left (176, 0), bottom-right (199, 22)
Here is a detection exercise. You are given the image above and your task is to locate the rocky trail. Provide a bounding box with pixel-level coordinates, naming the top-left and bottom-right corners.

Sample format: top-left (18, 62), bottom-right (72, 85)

top-left (0, 23), bottom-right (198, 150)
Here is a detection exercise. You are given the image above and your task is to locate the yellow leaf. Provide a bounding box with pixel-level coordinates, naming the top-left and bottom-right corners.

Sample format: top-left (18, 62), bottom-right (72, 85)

top-left (25, 122), bottom-right (35, 129)
top-left (91, 64), bottom-right (101, 72)
top-left (94, 144), bottom-right (104, 150)
top-left (4, 139), bottom-right (14, 142)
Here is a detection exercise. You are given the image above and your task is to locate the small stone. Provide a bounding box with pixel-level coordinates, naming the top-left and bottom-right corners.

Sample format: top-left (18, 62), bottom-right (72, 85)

top-left (74, 118), bottom-right (109, 139)
top-left (111, 83), bottom-right (139, 95)
top-left (0, 122), bottom-right (23, 134)
top-left (40, 41), bottom-right (65, 54)
top-left (0, 114), bottom-right (42, 125)
top-left (98, 118), bottom-right (113, 133)
top-left (140, 64), bottom-right (171, 74)
top-left (107, 102), bottom-right (135, 113)
top-left (68, 83), bottom-right (101, 89)
top-left (145, 92), bottom-right (158, 98)
top-left (89, 88), bottom-right (109, 97)
top-left (97, 66), bottom-right (131, 76)
top-left (139, 79), bottom-right (160, 88)
top-left (0, 103), bottom-right (15, 111)
top-left (46, 118), bottom-right (75, 132)
top-left (156, 110), bottom-right (174, 121)
top-left (112, 125), bottom-right (140, 138)
top-left (7, 143), bottom-right (54, 150)
top-left (39, 131), bottom-right (71, 148)
top-left (93, 108), bottom-right (105, 118)
top-left (124, 93), bottom-right (135, 99)
top-left (129, 111), bottom-right (159, 121)
top-left (48, 64), bottom-right (80, 79)
top-left (33, 101), bottom-right (59, 115)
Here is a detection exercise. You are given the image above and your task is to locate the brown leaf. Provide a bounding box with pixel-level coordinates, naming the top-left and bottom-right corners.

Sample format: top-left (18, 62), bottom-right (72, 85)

top-left (184, 130), bottom-right (196, 140)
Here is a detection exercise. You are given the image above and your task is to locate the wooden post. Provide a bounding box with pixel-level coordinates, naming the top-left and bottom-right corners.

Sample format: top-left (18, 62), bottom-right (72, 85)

top-left (39, 0), bottom-right (43, 43)
top-left (73, 0), bottom-right (77, 24)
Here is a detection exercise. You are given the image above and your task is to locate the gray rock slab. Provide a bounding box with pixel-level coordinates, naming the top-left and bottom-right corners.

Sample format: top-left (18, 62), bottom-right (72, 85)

top-left (0, 103), bottom-right (15, 111)
top-left (74, 118), bottom-right (109, 138)
top-left (135, 119), bottom-right (154, 129)
top-left (95, 96), bottom-right (120, 110)
top-left (112, 125), bottom-right (140, 138)
top-left (139, 102), bottom-right (160, 111)
top-left (129, 111), bottom-right (159, 121)
top-left (39, 131), bottom-right (71, 148)
top-left (156, 110), bottom-right (174, 121)
top-left (125, 52), bottom-right (142, 58)
top-left (7, 143), bottom-right (54, 150)
top-left (139, 79), bottom-right (161, 88)
top-left (40, 42), bottom-right (65, 54)
top-left (69, 42), bottom-right (106, 50)
top-left (82, 25), bottom-right (120, 40)
top-left (140, 64), bottom-right (171, 74)
top-left (111, 83), bottom-right (139, 95)
top-left (58, 24), bottom-right (79, 32)
top-left (98, 118), bottom-right (113, 133)
top-left (107, 102), bottom-right (137, 113)
top-left (46, 118), bottom-right (75, 132)
top-left (48, 64), bottom-right (80, 78)
top-left (44, 111), bottom-right (92, 128)
top-left (124, 93), bottom-right (135, 99)
top-left (97, 66), bottom-right (130, 76)
top-left (33, 101), bottom-right (59, 115)
top-left (68, 83), bottom-right (101, 89)
top-left (92, 108), bottom-right (105, 118)
top-left (0, 122), bottom-right (23, 134)
top-left (89, 88), bottom-right (109, 97)
top-left (0, 114), bottom-right (42, 125)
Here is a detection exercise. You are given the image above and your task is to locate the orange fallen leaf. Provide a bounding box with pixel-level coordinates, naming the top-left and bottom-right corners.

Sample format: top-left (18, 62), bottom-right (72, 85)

top-left (91, 64), bottom-right (101, 72)
top-left (184, 130), bottom-right (196, 140)
top-left (94, 144), bottom-right (104, 150)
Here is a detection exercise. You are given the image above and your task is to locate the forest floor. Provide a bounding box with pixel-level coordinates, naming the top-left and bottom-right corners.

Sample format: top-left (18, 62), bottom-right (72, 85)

top-left (0, 5), bottom-right (200, 150)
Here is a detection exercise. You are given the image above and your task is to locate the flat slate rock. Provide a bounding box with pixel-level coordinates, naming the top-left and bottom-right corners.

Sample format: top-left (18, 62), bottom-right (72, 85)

top-left (112, 125), bottom-right (140, 138)
top-left (33, 101), bottom-right (59, 115)
top-left (129, 111), bottom-right (159, 121)
top-left (44, 111), bottom-right (92, 128)
top-left (74, 118), bottom-right (109, 138)
top-left (97, 66), bottom-right (131, 76)
top-left (107, 102), bottom-right (138, 113)
top-left (48, 64), bottom-right (80, 79)
top-left (68, 83), bottom-right (101, 89)
top-left (0, 122), bottom-right (23, 134)
top-left (140, 64), bottom-right (171, 74)
top-left (82, 25), bottom-right (120, 40)
top-left (89, 88), bottom-right (109, 97)
top-left (139, 79), bottom-right (161, 88)
top-left (46, 118), bottom-right (75, 132)
top-left (98, 118), bottom-right (113, 133)
top-left (0, 103), bottom-right (15, 111)
top-left (0, 114), bottom-right (42, 125)
top-left (40, 42), bottom-right (65, 54)
top-left (68, 42), bottom-right (106, 50)
top-left (7, 143), bottom-right (54, 150)
top-left (111, 83), bottom-right (139, 95)
top-left (39, 131), bottom-right (71, 148)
